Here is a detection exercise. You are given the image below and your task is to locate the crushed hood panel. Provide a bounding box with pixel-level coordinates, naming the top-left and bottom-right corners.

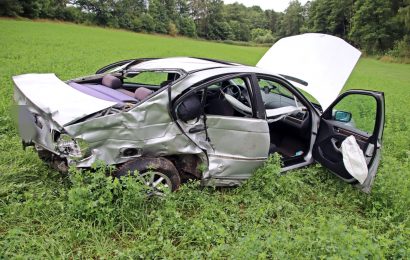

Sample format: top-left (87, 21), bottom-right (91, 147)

top-left (257, 33), bottom-right (361, 110)
top-left (13, 73), bottom-right (117, 126)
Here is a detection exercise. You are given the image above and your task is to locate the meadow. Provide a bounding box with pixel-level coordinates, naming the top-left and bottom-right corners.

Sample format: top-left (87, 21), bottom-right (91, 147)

top-left (0, 19), bottom-right (409, 258)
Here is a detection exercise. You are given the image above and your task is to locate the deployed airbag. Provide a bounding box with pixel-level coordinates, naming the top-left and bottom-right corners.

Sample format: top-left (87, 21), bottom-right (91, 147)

top-left (341, 135), bottom-right (368, 184)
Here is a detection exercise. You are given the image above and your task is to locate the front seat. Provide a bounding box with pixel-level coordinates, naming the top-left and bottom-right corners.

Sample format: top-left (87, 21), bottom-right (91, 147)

top-left (177, 94), bottom-right (202, 122)
top-left (205, 98), bottom-right (235, 116)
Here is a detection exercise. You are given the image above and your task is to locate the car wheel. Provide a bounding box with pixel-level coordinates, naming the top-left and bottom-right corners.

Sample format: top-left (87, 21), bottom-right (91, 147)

top-left (115, 157), bottom-right (181, 193)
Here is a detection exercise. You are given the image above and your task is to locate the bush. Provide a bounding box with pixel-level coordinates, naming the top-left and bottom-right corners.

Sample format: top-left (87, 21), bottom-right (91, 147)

top-left (168, 22), bottom-right (178, 37)
top-left (254, 33), bottom-right (276, 44)
top-left (138, 13), bottom-right (155, 33)
top-left (177, 16), bottom-right (197, 37)
top-left (58, 6), bottom-right (85, 23)
top-left (385, 36), bottom-right (410, 63)
top-left (250, 28), bottom-right (276, 44)
top-left (66, 163), bottom-right (149, 228)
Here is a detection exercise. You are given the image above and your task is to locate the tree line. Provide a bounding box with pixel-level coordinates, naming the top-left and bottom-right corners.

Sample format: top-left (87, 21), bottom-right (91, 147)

top-left (1, 0), bottom-right (409, 57)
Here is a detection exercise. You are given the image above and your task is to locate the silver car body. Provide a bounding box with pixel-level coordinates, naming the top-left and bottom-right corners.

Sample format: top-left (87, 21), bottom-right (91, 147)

top-left (13, 34), bottom-right (385, 192)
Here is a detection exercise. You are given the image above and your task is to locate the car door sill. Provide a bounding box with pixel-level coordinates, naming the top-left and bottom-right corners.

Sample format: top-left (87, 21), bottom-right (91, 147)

top-left (280, 158), bottom-right (315, 172)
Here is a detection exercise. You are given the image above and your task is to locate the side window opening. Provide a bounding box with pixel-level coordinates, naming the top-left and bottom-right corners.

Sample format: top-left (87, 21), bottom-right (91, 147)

top-left (174, 76), bottom-right (255, 124)
top-left (259, 78), bottom-right (302, 109)
top-left (258, 77), bottom-right (312, 164)
top-left (203, 76), bottom-right (254, 118)
top-left (328, 94), bottom-right (377, 135)
top-left (124, 71), bottom-right (180, 88)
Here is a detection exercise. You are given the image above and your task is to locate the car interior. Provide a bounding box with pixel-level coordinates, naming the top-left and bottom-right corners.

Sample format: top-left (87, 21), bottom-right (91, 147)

top-left (68, 72), bottom-right (180, 106)
top-left (175, 76), bottom-right (312, 165)
top-left (175, 77), bottom-right (256, 122)
top-left (258, 78), bottom-right (312, 165)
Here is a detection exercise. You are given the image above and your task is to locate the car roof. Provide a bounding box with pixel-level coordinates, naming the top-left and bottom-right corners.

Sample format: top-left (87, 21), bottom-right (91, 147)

top-left (128, 57), bottom-right (248, 73)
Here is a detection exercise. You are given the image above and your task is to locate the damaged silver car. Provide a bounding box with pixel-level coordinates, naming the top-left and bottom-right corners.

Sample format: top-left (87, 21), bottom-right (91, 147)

top-left (13, 34), bottom-right (385, 193)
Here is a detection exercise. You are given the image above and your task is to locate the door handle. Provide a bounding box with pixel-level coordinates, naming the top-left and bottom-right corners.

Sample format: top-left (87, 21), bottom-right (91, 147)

top-left (331, 138), bottom-right (342, 153)
top-left (189, 124), bottom-right (207, 134)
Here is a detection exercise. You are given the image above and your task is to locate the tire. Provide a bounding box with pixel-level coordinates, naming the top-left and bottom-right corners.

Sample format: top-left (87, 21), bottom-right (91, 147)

top-left (115, 157), bottom-right (181, 192)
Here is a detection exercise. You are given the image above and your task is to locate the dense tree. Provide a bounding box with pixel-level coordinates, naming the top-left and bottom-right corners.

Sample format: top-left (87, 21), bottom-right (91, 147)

top-left (1, 0), bottom-right (409, 56)
top-left (74, 0), bottom-right (117, 26)
top-left (264, 10), bottom-right (281, 34)
top-left (279, 0), bottom-right (304, 37)
top-left (113, 0), bottom-right (146, 30)
top-left (304, 0), bottom-right (353, 37)
top-left (349, 0), bottom-right (395, 53)
top-left (0, 0), bottom-right (23, 16)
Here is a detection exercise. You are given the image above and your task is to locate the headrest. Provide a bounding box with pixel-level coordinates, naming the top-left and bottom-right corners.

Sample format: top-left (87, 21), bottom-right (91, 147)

top-left (177, 95), bottom-right (202, 122)
top-left (134, 87), bottom-right (154, 100)
top-left (102, 74), bottom-right (122, 89)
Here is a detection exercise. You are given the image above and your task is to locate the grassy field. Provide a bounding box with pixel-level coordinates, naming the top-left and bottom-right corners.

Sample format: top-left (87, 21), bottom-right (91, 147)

top-left (0, 19), bottom-right (409, 258)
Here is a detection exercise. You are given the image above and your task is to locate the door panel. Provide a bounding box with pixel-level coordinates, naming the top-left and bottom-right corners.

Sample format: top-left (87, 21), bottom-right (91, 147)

top-left (172, 73), bottom-right (270, 180)
top-left (205, 116), bottom-right (270, 178)
top-left (314, 120), bottom-right (371, 181)
top-left (206, 116), bottom-right (270, 158)
top-left (313, 90), bottom-right (385, 192)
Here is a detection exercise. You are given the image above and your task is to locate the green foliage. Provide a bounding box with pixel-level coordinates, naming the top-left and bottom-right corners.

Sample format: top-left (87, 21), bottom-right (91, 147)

top-left (0, 0), bottom-right (409, 56)
top-left (177, 16), bottom-right (196, 37)
top-left (0, 20), bottom-right (409, 258)
top-left (167, 22), bottom-right (178, 37)
top-left (386, 35), bottom-right (410, 63)
top-left (349, 0), bottom-right (396, 54)
top-left (278, 0), bottom-right (304, 37)
top-left (0, 0), bottom-right (23, 17)
top-left (304, 0), bottom-right (352, 37)
top-left (138, 13), bottom-right (155, 33)
top-left (251, 28), bottom-right (276, 43)
top-left (66, 165), bottom-right (149, 227)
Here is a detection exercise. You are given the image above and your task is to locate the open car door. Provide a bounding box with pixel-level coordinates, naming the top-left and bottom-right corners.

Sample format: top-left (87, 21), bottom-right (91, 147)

top-left (313, 90), bottom-right (385, 193)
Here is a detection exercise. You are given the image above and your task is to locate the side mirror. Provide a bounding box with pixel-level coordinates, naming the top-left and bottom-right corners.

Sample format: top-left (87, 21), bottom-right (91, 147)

top-left (334, 110), bottom-right (352, 123)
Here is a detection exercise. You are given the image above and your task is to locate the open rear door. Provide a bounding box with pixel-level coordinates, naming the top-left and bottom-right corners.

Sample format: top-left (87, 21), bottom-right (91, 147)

top-left (312, 90), bottom-right (385, 193)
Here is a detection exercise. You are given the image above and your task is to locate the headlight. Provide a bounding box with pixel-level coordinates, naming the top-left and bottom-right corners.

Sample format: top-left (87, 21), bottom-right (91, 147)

top-left (56, 134), bottom-right (90, 160)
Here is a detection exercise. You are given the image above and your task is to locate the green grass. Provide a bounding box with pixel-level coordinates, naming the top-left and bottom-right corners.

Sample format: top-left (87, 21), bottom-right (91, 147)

top-left (0, 19), bottom-right (410, 258)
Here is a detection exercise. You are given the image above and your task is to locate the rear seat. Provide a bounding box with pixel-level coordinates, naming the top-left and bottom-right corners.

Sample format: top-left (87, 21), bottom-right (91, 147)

top-left (68, 75), bottom-right (154, 104)
top-left (68, 82), bottom-right (137, 104)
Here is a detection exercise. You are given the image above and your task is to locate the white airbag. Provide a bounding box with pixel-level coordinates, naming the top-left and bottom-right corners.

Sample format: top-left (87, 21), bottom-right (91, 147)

top-left (341, 135), bottom-right (368, 184)
top-left (223, 93), bottom-right (253, 113)
top-left (266, 106), bottom-right (302, 118)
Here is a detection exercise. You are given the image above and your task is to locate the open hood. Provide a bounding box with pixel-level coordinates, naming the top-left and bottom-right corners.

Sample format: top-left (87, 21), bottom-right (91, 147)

top-left (13, 73), bottom-right (117, 126)
top-left (257, 33), bottom-right (361, 110)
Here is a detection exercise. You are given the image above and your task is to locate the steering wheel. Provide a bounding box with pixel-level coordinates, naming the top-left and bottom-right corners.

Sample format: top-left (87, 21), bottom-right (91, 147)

top-left (221, 84), bottom-right (242, 99)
